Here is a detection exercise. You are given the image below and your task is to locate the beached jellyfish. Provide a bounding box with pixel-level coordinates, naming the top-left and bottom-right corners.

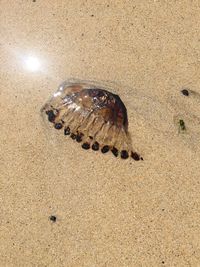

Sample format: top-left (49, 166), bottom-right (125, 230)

top-left (41, 80), bottom-right (143, 160)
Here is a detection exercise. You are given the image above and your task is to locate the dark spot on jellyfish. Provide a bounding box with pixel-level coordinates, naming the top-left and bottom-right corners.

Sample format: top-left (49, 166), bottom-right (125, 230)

top-left (101, 145), bottom-right (110, 153)
top-left (92, 142), bottom-right (99, 151)
top-left (131, 152), bottom-right (140, 161)
top-left (162, 261), bottom-right (165, 264)
top-left (70, 133), bottom-right (76, 140)
top-left (121, 150), bottom-right (129, 159)
top-left (82, 143), bottom-right (90, 150)
top-left (111, 147), bottom-right (118, 157)
top-left (49, 215), bottom-right (57, 222)
top-left (46, 110), bottom-right (56, 122)
top-left (91, 14), bottom-right (94, 17)
top-left (76, 134), bottom-right (83, 143)
top-left (54, 123), bottom-right (63, 130)
top-left (32, 0), bottom-right (36, 2)
top-left (41, 80), bottom-right (141, 160)
top-left (107, 4), bottom-right (110, 7)
top-left (64, 127), bottom-right (70, 135)
top-left (181, 89), bottom-right (189, 96)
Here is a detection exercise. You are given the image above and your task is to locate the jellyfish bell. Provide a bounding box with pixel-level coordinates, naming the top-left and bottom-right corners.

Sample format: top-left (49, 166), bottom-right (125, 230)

top-left (41, 80), bottom-right (142, 160)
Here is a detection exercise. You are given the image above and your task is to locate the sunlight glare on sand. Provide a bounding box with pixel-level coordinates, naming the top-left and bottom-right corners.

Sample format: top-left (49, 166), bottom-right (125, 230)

top-left (23, 55), bottom-right (41, 72)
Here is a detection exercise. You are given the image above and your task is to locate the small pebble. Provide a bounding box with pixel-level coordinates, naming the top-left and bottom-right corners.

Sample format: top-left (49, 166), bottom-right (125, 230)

top-left (181, 89), bottom-right (189, 96)
top-left (49, 215), bottom-right (57, 222)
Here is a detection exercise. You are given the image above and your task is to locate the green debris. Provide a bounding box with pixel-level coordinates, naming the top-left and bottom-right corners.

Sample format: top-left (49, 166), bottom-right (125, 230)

top-left (179, 119), bottom-right (186, 133)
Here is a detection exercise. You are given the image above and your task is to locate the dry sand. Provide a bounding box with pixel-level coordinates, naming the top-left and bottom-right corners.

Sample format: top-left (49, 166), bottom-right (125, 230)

top-left (1, 1), bottom-right (200, 266)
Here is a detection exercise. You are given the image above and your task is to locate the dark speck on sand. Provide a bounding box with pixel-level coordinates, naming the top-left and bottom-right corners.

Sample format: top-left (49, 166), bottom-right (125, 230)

top-left (49, 215), bottom-right (57, 222)
top-left (181, 89), bottom-right (189, 96)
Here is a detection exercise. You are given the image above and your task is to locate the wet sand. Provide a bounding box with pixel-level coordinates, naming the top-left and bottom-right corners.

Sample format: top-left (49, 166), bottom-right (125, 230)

top-left (1, 1), bottom-right (200, 266)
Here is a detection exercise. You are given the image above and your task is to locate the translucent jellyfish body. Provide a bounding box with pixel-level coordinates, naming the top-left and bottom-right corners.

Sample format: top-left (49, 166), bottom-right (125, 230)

top-left (41, 80), bottom-right (143, 160)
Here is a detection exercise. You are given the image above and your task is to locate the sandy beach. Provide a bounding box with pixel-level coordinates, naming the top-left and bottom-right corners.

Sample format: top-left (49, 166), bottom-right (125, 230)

top-left (1, 1), bottom-right (200, 266)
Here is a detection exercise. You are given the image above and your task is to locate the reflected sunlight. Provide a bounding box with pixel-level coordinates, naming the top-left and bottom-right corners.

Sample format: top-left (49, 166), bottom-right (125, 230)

top-left (24, 55), bottom-right (41, 72)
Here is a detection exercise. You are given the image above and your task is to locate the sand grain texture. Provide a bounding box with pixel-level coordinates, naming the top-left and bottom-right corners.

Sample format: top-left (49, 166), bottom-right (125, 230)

top-left (0, 1), bottom-right (200, 266)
